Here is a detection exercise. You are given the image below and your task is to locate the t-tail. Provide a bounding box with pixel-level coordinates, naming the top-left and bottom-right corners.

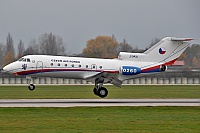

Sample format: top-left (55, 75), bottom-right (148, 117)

top-left (118, 37), bottom-right (193, 65)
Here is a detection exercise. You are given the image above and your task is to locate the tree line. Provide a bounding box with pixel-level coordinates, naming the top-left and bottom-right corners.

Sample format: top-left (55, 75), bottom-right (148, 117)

top-left (82, 36), bottom-right (200, 68)
top-left (0, 33), bottom-right (199, 68)
top-left (0, 33), bottom-right (66, 68)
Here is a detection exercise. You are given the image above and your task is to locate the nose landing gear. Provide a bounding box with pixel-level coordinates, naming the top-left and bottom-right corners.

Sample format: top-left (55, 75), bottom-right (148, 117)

top-left (26, 77), bottom-right (36, 91)
top-left (28, 84), bottom-right (35, 91)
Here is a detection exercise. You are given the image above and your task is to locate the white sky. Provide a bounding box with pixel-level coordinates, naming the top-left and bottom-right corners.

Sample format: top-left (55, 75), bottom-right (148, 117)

top-left (0, 0), bottom-right (199, 54)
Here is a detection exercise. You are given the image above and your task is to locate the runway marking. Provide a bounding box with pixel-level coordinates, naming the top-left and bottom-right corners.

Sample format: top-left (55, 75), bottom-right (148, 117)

top-left (0, 99), bottom-right (199, 107)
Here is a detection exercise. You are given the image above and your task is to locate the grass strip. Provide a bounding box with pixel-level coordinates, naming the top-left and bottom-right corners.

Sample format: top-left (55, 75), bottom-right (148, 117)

top-left (0, 85), bottom-right (199, 99)
top-left (0, 107), bottom-right (199, 133)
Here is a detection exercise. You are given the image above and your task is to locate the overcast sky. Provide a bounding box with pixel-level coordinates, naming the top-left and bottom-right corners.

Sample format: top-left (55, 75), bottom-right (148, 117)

top-left (0, 0), bottom-right (199, 54)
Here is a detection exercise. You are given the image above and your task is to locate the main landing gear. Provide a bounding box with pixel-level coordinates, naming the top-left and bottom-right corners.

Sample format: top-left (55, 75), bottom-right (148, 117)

top-left (93, 78), bottom-right (108, 98)
top-left (93, 86), bottom-right (108, 98)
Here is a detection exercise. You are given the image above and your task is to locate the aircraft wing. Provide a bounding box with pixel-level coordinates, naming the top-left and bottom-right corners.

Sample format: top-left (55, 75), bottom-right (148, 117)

top-left (84, 71), bottom-right (122, 88)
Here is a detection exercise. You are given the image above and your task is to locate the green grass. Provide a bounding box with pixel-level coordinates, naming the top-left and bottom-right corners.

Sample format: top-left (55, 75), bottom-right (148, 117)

top-left (0, 107), bottom-right (199, 133)
top-left (0, 85), bottom-right (199, 99)
top-left (0, 85), bottom-right (199, 132)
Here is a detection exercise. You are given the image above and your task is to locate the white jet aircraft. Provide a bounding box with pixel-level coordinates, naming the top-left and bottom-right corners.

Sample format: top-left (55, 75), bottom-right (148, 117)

top-left (2, 37), bottom-right (193, 98)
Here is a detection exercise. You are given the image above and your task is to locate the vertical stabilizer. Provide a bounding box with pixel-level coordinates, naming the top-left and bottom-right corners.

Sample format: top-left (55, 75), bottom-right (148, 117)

top-left (143, 37), bottom-right (192, 64)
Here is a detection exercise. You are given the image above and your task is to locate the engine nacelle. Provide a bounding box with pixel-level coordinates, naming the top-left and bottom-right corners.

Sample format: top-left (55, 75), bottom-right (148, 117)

top-left (141, 65), bottom-right (168, 73)
top-left (119, 66), bottom-right (141, 75)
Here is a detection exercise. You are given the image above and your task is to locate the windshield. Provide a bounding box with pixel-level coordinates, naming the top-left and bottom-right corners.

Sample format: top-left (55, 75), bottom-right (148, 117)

top-left (18, 58), bottom-right (24, 61)
top-left (18, 58), bottom-right (31, 62)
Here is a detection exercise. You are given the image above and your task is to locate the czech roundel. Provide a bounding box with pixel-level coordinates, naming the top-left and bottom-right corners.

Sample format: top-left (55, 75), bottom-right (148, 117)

top-left (159, 48), bottom-right (166, 54)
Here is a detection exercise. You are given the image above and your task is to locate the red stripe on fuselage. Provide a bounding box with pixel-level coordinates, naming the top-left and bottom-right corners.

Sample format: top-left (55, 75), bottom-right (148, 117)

top-left (141, 65), bottom-right (160, 73)
top-left (141, 58), bottom-right (178, 73)
top-left (163, 58), bottom-right (178, 66)
top-left (15, 68), bottom-right (119, 76)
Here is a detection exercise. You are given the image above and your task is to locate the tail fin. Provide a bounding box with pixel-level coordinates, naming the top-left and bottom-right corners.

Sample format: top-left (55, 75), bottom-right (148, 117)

top-left (118, 37), bottom-right (193, 65)
top-left (144, 37), bottom-right (193, 64)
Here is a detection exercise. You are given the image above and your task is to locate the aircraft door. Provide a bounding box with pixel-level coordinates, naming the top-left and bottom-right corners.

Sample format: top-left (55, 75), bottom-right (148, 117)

top-left (36, 61), bottom-right (43, 70)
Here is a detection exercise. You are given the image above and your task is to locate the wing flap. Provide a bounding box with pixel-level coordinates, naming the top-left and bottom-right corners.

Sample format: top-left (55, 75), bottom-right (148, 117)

top-left (85, 71), bottom-right (122, 88)
top-left (110, 77), bottom-right (122, 88)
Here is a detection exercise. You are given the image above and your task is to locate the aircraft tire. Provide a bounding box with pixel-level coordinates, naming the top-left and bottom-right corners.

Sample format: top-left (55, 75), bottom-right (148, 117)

top-left (98, 87), bottom-right (108, 98)
top-left (28, 84), bottom-right (35, 91)
top-left (93, 87), bottom-right (98, 96)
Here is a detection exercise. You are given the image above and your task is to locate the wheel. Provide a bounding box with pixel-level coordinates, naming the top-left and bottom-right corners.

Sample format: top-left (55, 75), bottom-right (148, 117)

top-left (98, 87), bottom-right (108, 98)
top-left (28, 84), bottom-right (35, 91)
top-left (93, 87), bottom-right (98, 96)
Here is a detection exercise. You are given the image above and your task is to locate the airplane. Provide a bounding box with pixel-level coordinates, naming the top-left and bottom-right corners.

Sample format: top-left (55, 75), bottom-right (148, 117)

top-left (2, 37), bottom-right (193, 98)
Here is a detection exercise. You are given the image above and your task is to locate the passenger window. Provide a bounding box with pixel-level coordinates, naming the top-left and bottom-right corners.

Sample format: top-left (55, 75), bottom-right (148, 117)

top-left (65, 64), bottom-right (67, 67)
top-left (86, 65), bottom-right (88, 68)
top-left (79, 65), bottom-right (81, 68)
top-left (71, 64), bottom-right (74, 67)
top-left (51, 63), bottom-right (53, 66)
top-left (27, 58), bottom-right (30, 62)
top-left (99, 66), bottom-right (103, 69)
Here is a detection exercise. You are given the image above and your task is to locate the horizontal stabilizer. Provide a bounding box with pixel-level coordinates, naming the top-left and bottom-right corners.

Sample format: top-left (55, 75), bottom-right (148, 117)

top-left (171, 37), bottom-right (194, 41)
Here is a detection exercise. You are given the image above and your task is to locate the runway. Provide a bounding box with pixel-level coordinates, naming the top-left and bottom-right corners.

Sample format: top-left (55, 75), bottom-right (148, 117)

top-left (0, 99), bottom-right (199, 107)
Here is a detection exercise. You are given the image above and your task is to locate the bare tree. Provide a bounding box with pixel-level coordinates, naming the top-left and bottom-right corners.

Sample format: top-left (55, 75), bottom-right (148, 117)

top-left (17, 40), bottom-right (25, 59)
top-left (0, 43), bottom-right (5, 68)
top-left (118, 38), bottom-right (133, 53)
top-left (132, 46), bottom-right (145, 53)
top-left (39, 33), bottom-right (65, 55)
top-left (3, 33), bottom-right (15, 66)
top-left (146, 38), bottom-right (160, 50)
top-left (23, 39), bottom-right (40, 55)
top-left (6, 33), bottom-right (15, 57)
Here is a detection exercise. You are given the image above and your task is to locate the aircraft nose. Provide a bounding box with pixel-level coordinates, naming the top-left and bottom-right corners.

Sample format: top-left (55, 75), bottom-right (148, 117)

top-left (2, 63), bottom-right (13, 73)
top-left (2, 65), bottom-right (9, 72)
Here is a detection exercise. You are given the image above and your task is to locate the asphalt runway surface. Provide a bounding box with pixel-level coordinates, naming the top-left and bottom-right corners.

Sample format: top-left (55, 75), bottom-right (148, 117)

top-left (0, 99), bottom-right (199, 107)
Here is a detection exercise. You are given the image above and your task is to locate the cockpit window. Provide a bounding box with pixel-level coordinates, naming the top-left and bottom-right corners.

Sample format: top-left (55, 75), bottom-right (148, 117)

top-left (22, 58), bottom-right (26, 62)
top-left (18, 58), bottom-right (24, 62)
top-left (18, 58), bottom-right (31, 62)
